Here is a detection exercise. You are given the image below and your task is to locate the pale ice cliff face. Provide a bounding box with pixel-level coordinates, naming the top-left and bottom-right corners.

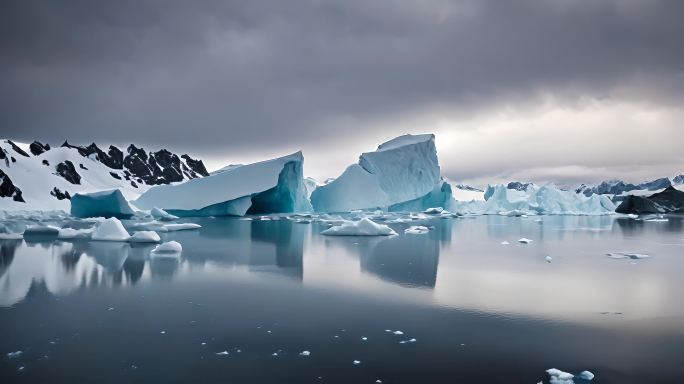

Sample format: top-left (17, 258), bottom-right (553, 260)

top-left (311, 134), bottom-right (440, 212)
top-left (388, 180), bottom-right (452, 212)
top-left (133, 152), bottom-right (311, 216)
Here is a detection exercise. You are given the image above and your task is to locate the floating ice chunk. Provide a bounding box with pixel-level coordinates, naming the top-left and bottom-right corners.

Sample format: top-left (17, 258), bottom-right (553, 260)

top-left (321, 218), bottom-right (397, 236)
top-left (215, 351), bottom-right (229, 356)
top-left (500, 241), bottom-right (510, 245)
top-left (577, 371), bottom-right (595, 380)
top-left (545, 256), bottom-right (553, 263)
top-left (160, 331), bottom-right (166, 334)
top-left (23, 225), bottom-right (60, 237)
top-left (152, 241), bottom-right (182, 254)
top-left (150, 207), bottom-right (179, 221)
top-left (404, 225), bottom-right (430, 235)
top-left (399, 338), bottom-right (417, 344)
top-left (71, 189), bottom-right (135, 219)
top-left (393, 330), bottom-right (404, 335)
top-left (423, 207), bottom-right (444, 214)
top-left (7, 351), bottom-right (23, 359)
top-left (626, 214), bottom-right (639, 219)
top-left (361, 337), bottom-right (368, 341)
top-left (57, 227), bottom-right (93, 240)
top-left (545, 368), bottom-right (594, 383)
top-left (161, 223), bottom-right (201, 232)
top-left (546, 368), bottom-right (575, 384)
top-left (91, 217), bottom-right (130, 241)
top-left (376, 381), bottom-right (382, 383)
top-left (605, 252), bottom-right (649, 259)
top-left (353, 360), bottom-right (361, 365)
top-left (518, 238), bottom-right (533, 244)
top-left (129, 231), bottom-right (161, 243)
top-left (299, 350), bottom-right (311, 356)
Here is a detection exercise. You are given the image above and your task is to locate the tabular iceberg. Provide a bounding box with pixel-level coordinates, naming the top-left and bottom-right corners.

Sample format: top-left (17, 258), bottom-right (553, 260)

top-left (133, 152), bottom-right (311, 216)
top-left (70, 189), bottom-right (136, 219)
top-left (311, 134), bottom-right (440, 212)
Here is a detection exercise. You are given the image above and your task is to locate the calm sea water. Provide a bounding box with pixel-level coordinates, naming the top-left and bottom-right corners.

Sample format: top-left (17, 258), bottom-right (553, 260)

top-left (1, 215), bottom-right (683, 383)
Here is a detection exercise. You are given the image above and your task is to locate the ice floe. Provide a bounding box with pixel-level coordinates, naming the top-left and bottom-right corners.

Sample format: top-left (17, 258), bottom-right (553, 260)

top-left (129, 231), bottom-right (161, 243)
top-left (150, 207), bottom-right (179, 221)
top-left (57, 227), bottom-right (94, 240)
top-left (518, 238), bottom-right (533, 244)
top-left (545, 368), bottom-right (595, 383)
top-left (299, 350), bottom-right (311, 356)
top-left (321, 218), bottom-right (397, 236)
top-left (152, 241), bottom-right (182, 254)
top-left (404, 225), bottom-right (430, 235)
top-left (91, 217), bottom-right (130, 241)
top-left (605, 252), bottom-right (649, 260)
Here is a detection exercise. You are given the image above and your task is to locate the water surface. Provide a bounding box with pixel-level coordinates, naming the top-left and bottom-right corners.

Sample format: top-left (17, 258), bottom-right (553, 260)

top-left (1, 215), bottom-right (683, 383)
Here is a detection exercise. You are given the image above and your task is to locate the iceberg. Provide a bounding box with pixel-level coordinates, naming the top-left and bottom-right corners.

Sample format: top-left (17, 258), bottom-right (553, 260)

top-left (134, 152), bottom-right (311, 216)
top-left (321, 218), bottom-right (397, 236)
top-left (57, 227), bottom-right (94, 240)
top-left (71, 189), bottom-right (135, 219)
top-left (23, 225), bottom-right (60, 238)
top-left (129, 231), bottom-right (161, 243)
top-left (152, 240), bottom-right (182, 254)
top-left (91, 217), bottom-right (130, 241)
top-left (452, 184), bottom-right (616, 216)
top-left (311, 134), bottom-right (440, 212)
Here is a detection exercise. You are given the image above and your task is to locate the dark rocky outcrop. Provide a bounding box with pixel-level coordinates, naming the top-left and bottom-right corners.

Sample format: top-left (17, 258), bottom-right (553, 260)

top-left (61, 141), bottom-right (123, 169)
top-left (29, 141), bottom-right (51, 156)
top-left (50, 187), bottom-right (71, 200)
top-left (42, 159), bottom-right (50, 166)
top-left (181, 154), bottom-right (209, 177)
top-left (507, 181), bottom-right (533, 191)
top-left (5, 140), bottom-right (29, 157)
top-left (110, 172), bottom-right (121, 180)
top-left (55, 160), bottom-right (81, 185)
top-left (0, 170), bottom-right (24, 202)
top-left (616, 186), bottom-right (684, 214)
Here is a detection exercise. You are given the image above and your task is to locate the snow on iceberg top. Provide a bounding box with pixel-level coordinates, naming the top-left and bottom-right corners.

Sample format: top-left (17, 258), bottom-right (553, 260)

top-left (375, 134), bottom-right (435, 152)
top-left (134, 151), bottom-right (305, 211)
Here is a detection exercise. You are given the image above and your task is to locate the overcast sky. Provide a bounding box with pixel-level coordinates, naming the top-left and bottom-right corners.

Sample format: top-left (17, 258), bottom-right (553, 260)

top-left (2, 0), bottom-right (683, 186)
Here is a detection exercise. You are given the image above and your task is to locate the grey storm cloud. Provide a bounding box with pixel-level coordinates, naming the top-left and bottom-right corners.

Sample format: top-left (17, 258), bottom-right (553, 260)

top-left (2, 0), bottom-right (684, 181)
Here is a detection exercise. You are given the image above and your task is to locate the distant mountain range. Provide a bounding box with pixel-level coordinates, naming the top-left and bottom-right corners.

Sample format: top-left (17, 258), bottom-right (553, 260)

top-left (1, 139), bottom-right (208, 210)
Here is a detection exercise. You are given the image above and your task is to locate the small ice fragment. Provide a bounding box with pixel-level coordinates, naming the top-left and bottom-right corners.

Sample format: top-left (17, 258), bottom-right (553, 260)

top-left (605, 252), bottom-right (649, 259)
top-left (267, 330), bottom-right (272, 334)
top-left (361, 337), bottom-right (368, 341)
top-left (385, 329), bottom-right (391, 332)
top-left (518, 238), bottom-right (533, 244)
top-left (236, 349), bottom-right (242, 353)
top-left (546, 368), bottom-right (575, 383)
top-left (107, 307), bottom-right (114, 311)
top-left (376, 381), bottom-right (383, 383)
top-left (201, 342), bottom-right (206, 346)
top-left (353, 360), bottom-right (361, 365)
top-left (393, 330), bottom-right (404, 335)
top-left (272, 352), bottom-right (279, 357)
top-left (215, 351), bottom-right (229, 356)
top-left (404, 225), bottom-right (430, 235)
top-left (299, 350), bottom-right (311, 356)
top-left (18, 366), bottom-right (25, 371)
top-left (577, 370), bottom-right (595, 380)
top-left (7, 351), bottom-right (23, 359)
top-left (500, 241), bottom-right (510, 245)
top-left (333, 335), bottom-right (339, 338)
top-left (152, 241), bottom-right (182, 254)
top-left (160, 331), bottom-right (166, 334)
top-left (545, 256), bottom-right (553, 263)
top-left (408, 338), bottom-right (416, 342)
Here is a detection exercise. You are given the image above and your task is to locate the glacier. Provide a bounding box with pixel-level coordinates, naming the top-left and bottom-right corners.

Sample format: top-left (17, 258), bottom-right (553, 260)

top-left (70, 189), bottom-right (136, 219)
top-left (451, 184), bottom-right (616, 216)
top-left (311, 134), bottom-right (440, 212)
top-left (133, 152), bottom-right (311, 216)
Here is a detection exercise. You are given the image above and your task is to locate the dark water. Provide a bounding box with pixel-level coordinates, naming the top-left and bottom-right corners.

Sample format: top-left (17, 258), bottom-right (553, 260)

top-left (1, 215), bottom-right (683, 383)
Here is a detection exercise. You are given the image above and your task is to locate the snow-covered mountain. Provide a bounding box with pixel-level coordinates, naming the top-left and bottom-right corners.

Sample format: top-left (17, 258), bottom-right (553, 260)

top-left (575, 176), bottom-right (678, 197)
top-left (0, 139), bottom-right (208, 211)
